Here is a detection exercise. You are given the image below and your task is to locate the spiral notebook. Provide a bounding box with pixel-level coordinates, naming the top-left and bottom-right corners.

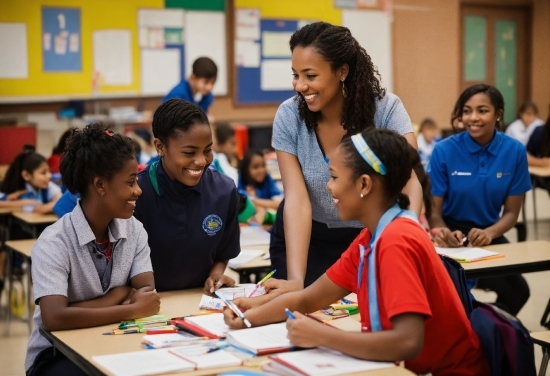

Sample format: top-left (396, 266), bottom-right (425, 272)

top-left (435, 247), bottom-right (503, 263)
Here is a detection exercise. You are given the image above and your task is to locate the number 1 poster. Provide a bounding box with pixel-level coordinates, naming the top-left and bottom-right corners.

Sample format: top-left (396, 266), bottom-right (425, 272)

top-left (42, 7), bottom-right (81, 72)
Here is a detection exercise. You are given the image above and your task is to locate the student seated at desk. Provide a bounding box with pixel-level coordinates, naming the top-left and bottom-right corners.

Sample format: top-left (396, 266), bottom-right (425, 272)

top-left (526, 105), bottom-right (550, 194)
top-left (134, 99), bottom-right (240, 293)
top-left (505, 100), bottom-right (544, 146)
top-left (212, 122), bottom-right (239, 185)
top-left (25, 124), bottom-right (159, 376)
top-left (225, 128), bottom-right (490, 376)
top-left (428, 84), bottom-right (531, 316)
top-left (238, 149), bottom-right (282, 224)
top-left (162, 57), bottom-right (217, 114)
top-left (0, 146), bottom-right (62, 293)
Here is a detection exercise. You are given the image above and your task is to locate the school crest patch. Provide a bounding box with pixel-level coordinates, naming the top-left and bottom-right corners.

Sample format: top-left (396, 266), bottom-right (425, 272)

top-left (203, 214), bottom-right (223, 236)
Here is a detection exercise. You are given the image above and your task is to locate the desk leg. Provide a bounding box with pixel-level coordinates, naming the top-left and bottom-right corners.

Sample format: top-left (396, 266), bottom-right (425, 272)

top-left (26, 258), bottom-right (32, 333)
top-left (532, 176), bottom-right (539, 240)
top-left (4, 245), bottom-right (12, 337)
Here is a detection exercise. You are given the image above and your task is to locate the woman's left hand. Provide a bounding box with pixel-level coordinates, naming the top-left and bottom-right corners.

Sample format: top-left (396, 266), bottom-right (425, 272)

top-left (286, 311), bottom-right (324, 348)
top-left (467, 228), bottom-right (492, 247)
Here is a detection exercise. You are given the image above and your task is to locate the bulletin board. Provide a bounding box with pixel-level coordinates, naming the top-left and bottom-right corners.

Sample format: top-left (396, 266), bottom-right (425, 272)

top-left (233, 0), bottom-right (393, 105)
top-left (0, 0), bottom-right (227, 101)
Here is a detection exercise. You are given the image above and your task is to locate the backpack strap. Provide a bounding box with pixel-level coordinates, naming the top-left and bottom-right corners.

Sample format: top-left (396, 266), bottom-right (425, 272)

top-left (360, 203), bottom-right (418, 332)
top-left (149, 161), bottom-right (160, 196)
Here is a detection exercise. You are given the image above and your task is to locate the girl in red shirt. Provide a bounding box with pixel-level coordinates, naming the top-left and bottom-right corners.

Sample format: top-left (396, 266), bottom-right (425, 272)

top-left (224, 128), bottom-right (489, 376)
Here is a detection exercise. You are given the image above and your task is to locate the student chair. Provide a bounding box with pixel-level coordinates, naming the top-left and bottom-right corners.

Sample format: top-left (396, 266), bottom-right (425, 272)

top-left (531, 331), bottom-right (550, 376)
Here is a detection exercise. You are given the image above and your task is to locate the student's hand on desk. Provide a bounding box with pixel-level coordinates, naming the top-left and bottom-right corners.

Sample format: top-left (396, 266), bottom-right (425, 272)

top-left (467, 228), bottom-right (492, 247)
top-left (286, 311), bottom-right (323, 348)
top-left (433, 228), bottom-right (464, 247)
top-left (222, 306), bottom-right (248, 330)
top-left (6, 190), bottom-right (27, 200)
top-left (204, 274), bottom-right (235, 294)
top-left (17, 199), bottom-right (40, 207)
top-left (131, 288), bottom-right (160, 317)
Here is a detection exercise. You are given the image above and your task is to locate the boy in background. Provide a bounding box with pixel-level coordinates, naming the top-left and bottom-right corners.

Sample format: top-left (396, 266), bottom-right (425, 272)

top-left (162, 57), bottom-right (217, 114)
top-left (417, 118), bottom-right (440, 169)
top-left (212, 123), bottom-right (238, 185)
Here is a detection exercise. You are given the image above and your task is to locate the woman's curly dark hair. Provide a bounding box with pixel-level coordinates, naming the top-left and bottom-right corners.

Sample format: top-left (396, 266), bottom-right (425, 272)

top-left (289, 22), bottom-right (386, 137)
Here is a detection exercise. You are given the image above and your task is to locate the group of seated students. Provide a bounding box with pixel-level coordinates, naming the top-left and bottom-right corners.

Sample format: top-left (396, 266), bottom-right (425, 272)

top-left (4, 21), bottom-right (548, 376)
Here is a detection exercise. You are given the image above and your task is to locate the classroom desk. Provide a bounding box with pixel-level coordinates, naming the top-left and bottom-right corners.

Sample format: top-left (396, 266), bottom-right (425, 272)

top-left (4, 239), bottom-right (35, 336)
top-left (0, 207), bottom-right (12, 245)
top-left (231, 244), bottom-right (271, 283)
top-left (528, 166), bottom-right (550, 239)
top-left (463, 240), bottom-right (550, 279)
top-left (10, 211), bottom-right (58, 238)
top-left (40, 289), bottom-right (413, 376)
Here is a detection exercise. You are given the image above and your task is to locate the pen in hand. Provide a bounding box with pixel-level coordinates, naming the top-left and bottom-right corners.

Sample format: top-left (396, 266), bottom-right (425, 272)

top-left (285, 308), bottom-right (295, 320)
top-left (215, 291), bottom-right (252, 328)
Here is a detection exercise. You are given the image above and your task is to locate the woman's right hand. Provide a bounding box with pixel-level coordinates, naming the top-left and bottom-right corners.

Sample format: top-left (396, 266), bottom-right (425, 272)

top-left (433, 228), bottom-right (464, 247)
top-left (231, 279), bottom-right (304, 310)
top-left (223, 306), bottom-right (248, 329)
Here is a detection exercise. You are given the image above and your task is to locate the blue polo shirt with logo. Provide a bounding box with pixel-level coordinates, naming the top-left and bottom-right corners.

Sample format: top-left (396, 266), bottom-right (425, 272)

top-left (134, 161), bottom-right (240, 291)
top-left (428, 130), bottom-right (531, 228)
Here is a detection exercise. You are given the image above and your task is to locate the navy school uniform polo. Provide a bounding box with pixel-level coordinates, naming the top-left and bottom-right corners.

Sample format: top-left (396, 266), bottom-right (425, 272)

top-left (134, 161), bottom-right (240, 291)
top-left (428, 130), bottom-right (531, 229)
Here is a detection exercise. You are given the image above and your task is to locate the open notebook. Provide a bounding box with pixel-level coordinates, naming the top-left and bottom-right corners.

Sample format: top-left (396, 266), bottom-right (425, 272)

top-left (435, 246), bottom-right (503, 263)
top-left (225, 322), bottom-right (292, 355)
top-left (267, 348), bottom-right (395, 376)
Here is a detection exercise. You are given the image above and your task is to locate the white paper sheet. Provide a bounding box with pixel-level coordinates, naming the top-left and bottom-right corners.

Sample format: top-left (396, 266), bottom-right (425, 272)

top-left (226, 323), bottom-right (290, 354)
top-left (228, 249), bottom-right (265, 268)
top-left (92, 349), bottom-right (194, 376)
top-left (239, 226), bottom-right (271, 246)
top-left (138, 9), bottom-right (185, 28)
top-left (169, 346), bottom-right (243, 369)
top-left (262, 31), bottom-right (293, 58)
top-left (236, 8), bottom-right (260, 40)
top-left (0, 23), bottom-right (28, 79)
top-left (235, 40), bottom-right (260, 67)
top-left (93, 30), bottom-right (132, 85)
top-left (260, 59), bottom-right (293, 91)
top-left (185, 313), bottom-right (230, 337)
top-left (184, 11), bottom-right (227, 95)
top-left (140, 48), bottom-right (181, 95)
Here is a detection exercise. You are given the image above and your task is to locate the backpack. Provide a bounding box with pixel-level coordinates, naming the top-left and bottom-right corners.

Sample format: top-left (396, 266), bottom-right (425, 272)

top-left (439, 255), bottom-right (536, 376)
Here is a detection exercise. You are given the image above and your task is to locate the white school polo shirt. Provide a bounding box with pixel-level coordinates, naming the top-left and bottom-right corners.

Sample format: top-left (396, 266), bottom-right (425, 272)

top-left (25, 201), bottom-right (153, 371)
top-left (428, 130), bottom-right (531, 228)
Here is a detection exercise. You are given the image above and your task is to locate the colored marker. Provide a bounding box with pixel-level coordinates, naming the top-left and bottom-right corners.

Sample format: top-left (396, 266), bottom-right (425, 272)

top-left (285, 308), bottom-right (295, 320)
top-left (215, 291), bottom-right (252, 328)
top-left (248, 269), bottom-right (276, 297)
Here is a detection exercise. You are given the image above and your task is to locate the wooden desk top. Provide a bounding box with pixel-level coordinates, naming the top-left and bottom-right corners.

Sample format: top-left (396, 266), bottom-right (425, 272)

top-left (531, 331), bottom-right (550, 346)
top-left (462, 240), bottom-right (550, 279)
top-left (5, 239), bottom-right (35, 258)
top-left (49, 290), bottom-right (412, 376)
top-left (529, 166), bottom-right (550, 178)
top-left (0, 208), bottom-right (13, 215)
top-left (11, 211), bottom-right (58, 225)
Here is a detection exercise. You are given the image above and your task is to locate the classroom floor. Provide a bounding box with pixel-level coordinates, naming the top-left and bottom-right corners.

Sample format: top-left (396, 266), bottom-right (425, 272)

top-left (1, 221), bottom-right (550, 376)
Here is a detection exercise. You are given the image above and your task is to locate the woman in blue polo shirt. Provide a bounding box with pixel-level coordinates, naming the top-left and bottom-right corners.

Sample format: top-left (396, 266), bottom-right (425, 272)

top-left (133, 99), bottom-right (240, 292)
top-left (428, 84), bottom-right (531, 316)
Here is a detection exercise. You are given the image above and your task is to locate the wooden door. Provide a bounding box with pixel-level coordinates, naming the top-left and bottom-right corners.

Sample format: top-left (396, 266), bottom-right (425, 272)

top-left (461, 5), bottom-right (531, 125)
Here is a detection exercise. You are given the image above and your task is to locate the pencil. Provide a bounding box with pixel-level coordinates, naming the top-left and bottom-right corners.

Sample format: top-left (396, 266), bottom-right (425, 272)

top-left (247, 269), bottom-right (276, 297)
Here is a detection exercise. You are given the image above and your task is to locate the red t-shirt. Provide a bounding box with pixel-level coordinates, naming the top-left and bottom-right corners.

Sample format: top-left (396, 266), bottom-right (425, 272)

top-left (326, 218), bottom-right (490, 376)
top-left (47, 153), bottom-right (61, 174)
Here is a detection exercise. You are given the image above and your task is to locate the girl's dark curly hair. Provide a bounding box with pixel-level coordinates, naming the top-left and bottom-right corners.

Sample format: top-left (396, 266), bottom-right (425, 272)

top-left (289, 21), bottom-right (386, 137)
top-left (340, 128), bottom-right (417, 210)
top-left (60, 123), bottom-right (136, 197)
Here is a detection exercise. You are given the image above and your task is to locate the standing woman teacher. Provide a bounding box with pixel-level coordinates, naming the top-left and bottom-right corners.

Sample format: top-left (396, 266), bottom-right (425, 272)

top-left (266, 22), bottom-right (422, 294)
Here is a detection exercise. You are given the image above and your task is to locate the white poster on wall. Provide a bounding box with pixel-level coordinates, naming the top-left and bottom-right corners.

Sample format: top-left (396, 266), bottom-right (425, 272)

top-left (0, 23), bottom-right (28, 79)
top-left (184, 11), bottom-right (227, 96)
top-left (141, 48), bottom-right (181, 95)
top-left (93, 30), bottom-right (132, 85)
top-left (260, 59), bottom-right (293, 91)
top-left (342, 10), bottom-right (392, 91)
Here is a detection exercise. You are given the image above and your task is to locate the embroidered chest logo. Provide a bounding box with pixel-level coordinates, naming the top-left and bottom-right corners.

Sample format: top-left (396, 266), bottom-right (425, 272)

top-left (451, 170), bottom-right (472, 176)
top-left (496, 172), bottom-right (511, 178)
top-left (203, 214), bottom-right (223, 236)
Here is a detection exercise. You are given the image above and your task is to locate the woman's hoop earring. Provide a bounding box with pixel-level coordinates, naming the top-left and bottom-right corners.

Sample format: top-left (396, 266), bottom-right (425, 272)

top-left (341, 79), bottom-right (348, 99)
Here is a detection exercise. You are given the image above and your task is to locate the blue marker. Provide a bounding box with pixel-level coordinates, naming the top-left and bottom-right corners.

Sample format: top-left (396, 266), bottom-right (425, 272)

top-left (285, 308), bottom-right (296, 320)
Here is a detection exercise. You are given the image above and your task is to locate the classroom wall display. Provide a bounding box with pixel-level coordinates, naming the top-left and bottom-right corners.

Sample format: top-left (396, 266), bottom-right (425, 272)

top-left (42, 7), bottom-right (81, 72)
top-left (93, 30), bottom-right (133, 85)
top-left (0, 23), bottom-right (28, 79)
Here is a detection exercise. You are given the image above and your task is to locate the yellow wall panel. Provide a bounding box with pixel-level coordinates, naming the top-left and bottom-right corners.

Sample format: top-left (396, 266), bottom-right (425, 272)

top-left (235, 0), bottom-right (342, 26)
top-left (0, 0), bottom-right (163, 98)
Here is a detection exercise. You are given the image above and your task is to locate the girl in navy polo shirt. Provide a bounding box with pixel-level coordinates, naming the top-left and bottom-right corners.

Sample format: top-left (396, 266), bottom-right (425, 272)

top-left (428, 84), bottom-right (532, 316)
top-left (224, 128), bottom-right (489, 376)
top-left (238, 149), bottom-right (282, 224)
top-left (133, 99), bottom-right (240, 293)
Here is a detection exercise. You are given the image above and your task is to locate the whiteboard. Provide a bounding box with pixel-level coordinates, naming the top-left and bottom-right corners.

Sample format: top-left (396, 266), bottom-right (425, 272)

top-left (93, 30), bottom-right (132, 85)
top-left (0, 23), bottom-right (28, 79)
top-left (184, 11), bottom-right (227, 96)
top-left (141, 48), bottom-right (181, 95)
top-left (342, 10), bottom-right (392, 91)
